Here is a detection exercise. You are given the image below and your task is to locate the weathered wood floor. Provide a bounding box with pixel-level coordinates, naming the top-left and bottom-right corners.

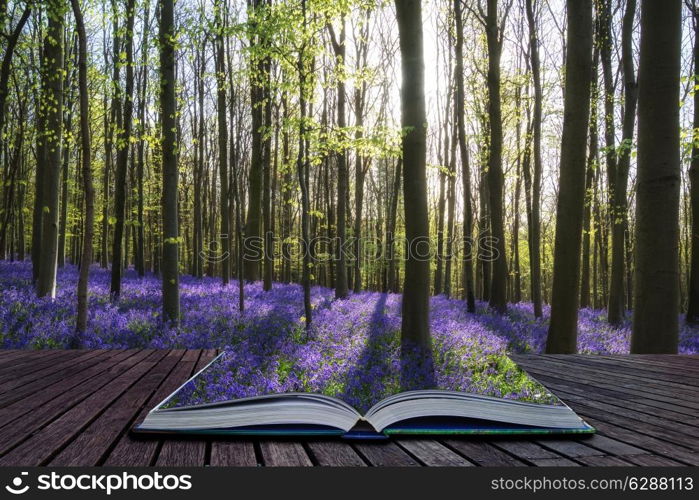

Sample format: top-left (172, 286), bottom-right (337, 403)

top-left (0, 350), bottom-right (696, 466)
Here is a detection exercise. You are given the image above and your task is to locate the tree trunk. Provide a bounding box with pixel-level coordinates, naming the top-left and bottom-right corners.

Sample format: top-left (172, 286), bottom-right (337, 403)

top-left (525, 0), bottom-right (543, 317)
top-left (215, 0), bottom-right (229, 285)
top-left (297, 0), bottom-right (312, 328)
top-left (395, 0), bottom-right (432, 358)
top-left (484, 0), bottom-right (508, 314)
top-left (245, 0), bottom-right (265, 283)
top-left (545, 0), bottom-right (593, 354)
top-left (110, 0), bottom-right (135, 299)
top-left (262, 49), bottom-right (273, 291)
top-left (581, 47), bottom-right (600, 309)
top-left (328, 19), bottom-right (349, 299)
top-left (687, 2), bottom-right (699, 323)
top-left (136, 2), bottom-right (150, 278)
top-left (36, 0), bottom-right (66, 298)
top-left (160, 0), bottom-right (180, 325)
top-left (454, 0), bottom-right (475, 312)
top-left (71, 0), bottom-right (94, 340)
top-left (631, 0), bottom-right (681, 354)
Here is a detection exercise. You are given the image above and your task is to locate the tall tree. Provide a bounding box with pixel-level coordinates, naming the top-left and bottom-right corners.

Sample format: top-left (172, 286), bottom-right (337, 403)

top-left (71, 0), bottom-right (94, 338)
top-left (135, 1), bottom-right (150, 277)
top-left (454, 0), bottom-right (475, 313)
top-left (160, 0), bottom-right (179, 325)
top-left (631, 0), bottom-right (681, 353)
top-left (395, 0), bottom-right (431, 355)
top-left (215, 0), bottom-right (229, 285)
top-left (545, 0), bottom-right (593, 353)
top-left (581, 46), bottom-right (600, 309)
top-left (524, 0), bottom-right (543, 317)
top-left (110, 0), bottom-right (136, 299)
top-left (328, 17), bottom-right (349, 299)
top-left (245, 0), bottom-right (265, 283)
top-left (687, 0), bottom-right (699, 323)
top-left (36, 0), bottom-right (66, 298)
top-left (605, 0), bottom-right (638, 326)
top-left (296, 0), bottom-right (313, 327)
top-left (482, 0), bottom-right (511, 314)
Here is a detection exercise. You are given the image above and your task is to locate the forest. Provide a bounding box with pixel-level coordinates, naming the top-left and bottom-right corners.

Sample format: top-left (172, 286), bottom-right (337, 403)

top-left (0, 0), bottom-right (697, 365)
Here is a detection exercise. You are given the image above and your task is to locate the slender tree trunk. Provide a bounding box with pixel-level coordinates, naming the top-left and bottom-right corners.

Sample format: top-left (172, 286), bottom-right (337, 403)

top-left (687, 2), bottom-right (699, 323)
top-left (395, 0), bottom-right (432, 357)
top-left (110, 0), bottom-right (135, 299)
top-left (136, 3), bottom-right (150, 278)
top-left (72, 0), bottom-right (94, 340)
top-left (545, 0), bottom-right (593, 354)
top-left (525, 0), bottom-right (543, 317)
top-left (454, 0), bottom-right (475, 312)
top-left (581, 47), bottom-right (600, 309)
top-left (328, 19), bottom-right (349, 299)
top-left (387, 159), bottom-right (401, 293)
top-left (606, 0), bottom-right (638, 326)
top-left (484, 0), bottom-right (508, 314)
top-left (245, 0), bottom-right (265, 283)
top-left (444, 125), bottom-right (457, 298)
top-left (262, 38), bottom-right (273, 291)
top-left (297, 0), bottom-right (312, 328)
top-left (631, 0), bottom-right (681, 353)
top-left (215, 0), bottom-right (229, 285)
top-left (36, 0), bottom-right (66, 298)
top-left (160, 0), bottom-right (180, 325)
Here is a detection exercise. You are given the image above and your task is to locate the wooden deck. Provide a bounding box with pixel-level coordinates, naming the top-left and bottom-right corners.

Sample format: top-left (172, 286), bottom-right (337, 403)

top-left (0, 350), bottom-right (697, 466)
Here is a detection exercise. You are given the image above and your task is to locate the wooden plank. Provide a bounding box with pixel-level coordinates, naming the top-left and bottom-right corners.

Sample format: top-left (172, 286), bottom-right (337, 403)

top-left (515, 357), bottom-right (699, 405)
top-left (538, 382), bottom-right (699, 433)
top-left (530, 458), bottom-right (580, 466)
top-left (576, 456), bottom-right (634, 466)
top-left (0, 350), bottom-right (168, 466)
top-left (104, 350), bottom-right (201, 466)
top-left (572, 434), bottom-right (647, 457)
top-left (259, 441), bottom-right (313, 466)
top-left (49, 350), bottom-right (184, 466)
top-left (492, 440), bottom-right (567, 464)
top-left (0, 350), bottom-right (78, 379)
top-left (0, 351), bottom-right (116, 407)
top-left (567, 355), bottom-right (699, 379)
top-left (580, 416), bottom-right (699, 466)
top-left (548, 355), bottom-right (699, 388)
top-left (154, 440), bottom-right (207, 467)
top-left (527, 371), bottom-right (699, 424)
top-left (154, 350), bottom-right (216, 466)
top-left (0, 350), bottom-right (130, 430)
top-left (353, 442), bottom-right (419, 466)
top-left (534, 439), bottom-right (605, 458)
top-left (0, 350), bottom-right (105, 396)
top-left (396, 439), bottom-right (473, 466)
top-left (306, 441), bottom-right (367, 466)
top-left (0, 350), bottom-right (41, 368)
top-left (441, 440), bottom-right (527, 466)
top-left (561, 399), bottom-right (699, 450)
top-left (514, 360), bottom-right (699, 413)
top-left (622, 454), bottom-right (685, 466)
top-left (209, 441), bottom-right (258, 467)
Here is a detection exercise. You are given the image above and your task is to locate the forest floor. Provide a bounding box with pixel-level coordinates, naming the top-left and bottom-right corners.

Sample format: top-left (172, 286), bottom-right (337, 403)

top-left (0, 260), bottom-right (697, 358)
top-left (1, 260), bottom-right (697, 405)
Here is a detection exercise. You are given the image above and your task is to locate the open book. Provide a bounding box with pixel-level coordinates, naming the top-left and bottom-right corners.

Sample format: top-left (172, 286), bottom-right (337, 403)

top-left (134, 353), bottom-right (594, 438)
